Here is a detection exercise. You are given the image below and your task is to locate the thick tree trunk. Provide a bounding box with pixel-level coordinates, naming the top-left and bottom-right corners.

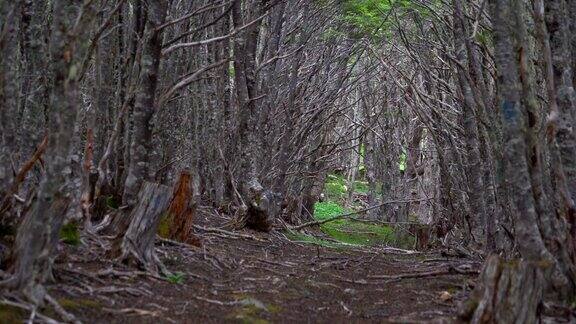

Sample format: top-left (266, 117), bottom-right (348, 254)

top-left (0, 1), bottom-right (19, 197)
top-left (459, 255), bottom-right (545, 324)
top-left (122, 0), bottom-right (168, 207)
top-left (1, 0), bottom-right (87, 305)
top-left (465, 0), bottom-right (576, 318)
top-left (231, 0), bottom-right (276, 231)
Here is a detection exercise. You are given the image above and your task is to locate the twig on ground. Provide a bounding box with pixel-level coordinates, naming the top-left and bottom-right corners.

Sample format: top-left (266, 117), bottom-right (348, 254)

top-left (193, 225), bottom-right (267, 242)
top-left (193, 296), bottom-right (239, 306)
top-left (368, 266), bottom-right (479, 280)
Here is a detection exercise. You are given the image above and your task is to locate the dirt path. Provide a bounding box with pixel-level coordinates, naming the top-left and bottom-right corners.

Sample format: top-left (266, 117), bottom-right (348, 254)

top-left (44, 215), bottom-right (480, 324)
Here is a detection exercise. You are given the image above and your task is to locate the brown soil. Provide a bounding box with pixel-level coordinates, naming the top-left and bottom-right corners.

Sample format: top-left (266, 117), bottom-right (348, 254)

top-left (44, 212), bottom-right (480, 324)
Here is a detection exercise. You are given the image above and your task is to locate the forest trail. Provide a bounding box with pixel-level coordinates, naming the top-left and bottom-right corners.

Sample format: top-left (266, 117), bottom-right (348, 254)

top-left (45, 211), bottom-right (480, 324)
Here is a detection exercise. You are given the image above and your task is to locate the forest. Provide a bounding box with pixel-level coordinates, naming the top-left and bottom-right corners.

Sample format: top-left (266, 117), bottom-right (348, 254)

top-left (0, 0), bottom-right (576, 322)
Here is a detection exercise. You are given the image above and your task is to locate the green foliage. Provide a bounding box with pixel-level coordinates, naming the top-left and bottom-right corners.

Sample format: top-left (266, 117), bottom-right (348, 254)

top-left (314, 201), bottom-right (402, 246)
top-left (398, 150), bottom-right (407, 172)
top-left (105, 195), bottom-right (120, 209)
top-left (340, 0), bottom-right (411, 38)
top-left (336, 0), bottom-right (441, 39)
top-left (165, 272), bottom-right (185, 284)
top-left (287, 173), bottom-right (416, 249)
top-left (60, 222), bottom-right (81, 246)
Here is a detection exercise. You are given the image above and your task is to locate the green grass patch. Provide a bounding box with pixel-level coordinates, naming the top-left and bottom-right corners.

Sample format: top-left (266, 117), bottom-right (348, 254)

top-left (286, 174), bottom-right (415, 249)
top-left (289, 201), bottom-right (416, 249)
top-left (314, 201), bottom-right (346, 220)
top-left (165, 272), bottom-right (185, 284)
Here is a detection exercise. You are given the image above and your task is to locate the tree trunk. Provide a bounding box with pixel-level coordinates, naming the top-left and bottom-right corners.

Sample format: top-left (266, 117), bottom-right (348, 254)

top-left (453, 0), bottom-right (488, 250)
top-left (459, 255), bottom-right (545, 324)
top-left (464, 0), bottom-right (576, 318)
top-left (122, 0), bottom-right (168, 207)
top-left (231, 0), bottom-right (276, 231)
top-left (1, 0), bottom-right (88, 305)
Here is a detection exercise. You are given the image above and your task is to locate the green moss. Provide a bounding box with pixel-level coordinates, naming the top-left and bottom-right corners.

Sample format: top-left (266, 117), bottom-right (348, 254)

top-left (60, 222), bottom-right (81, 246)
top-left (0, 304), bottom-right (26, 323)
top-left (314, 201), bottom-right (345, 220)
top-left (158, 213), bottom-right (171, 238)
top-left (302, 174), bottom-right (416, 249)
top-left (227, 297), bottom-right (272, 324)
top-left (324, 174), bottom-right (348, 201)
top-left (309, 200), bottom-right (415, 249)
top-left (353, 181), bottom-right (369, 194)
top-left (58, 298), bottom-right (101, 310)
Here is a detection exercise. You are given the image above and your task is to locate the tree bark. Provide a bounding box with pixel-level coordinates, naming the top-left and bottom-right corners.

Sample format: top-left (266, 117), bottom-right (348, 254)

top-left (122, 0), bottom-right (169, 207)
top-left (161, 170), bottom-right (197, 244)
top-left (114, 181), bottom-right (171, 275)
top-left (1, 0), bottom-right (88, 305)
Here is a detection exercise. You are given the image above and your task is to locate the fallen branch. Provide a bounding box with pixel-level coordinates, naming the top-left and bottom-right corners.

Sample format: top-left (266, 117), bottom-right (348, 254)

top-left (289, 198), bottom-right (430, 230)
top-left (45, 293), bottom-right (81, 324)
top-left (193, 225), bottom-right (266, 242)
top-left (368, 266), bottom-right (479, 280)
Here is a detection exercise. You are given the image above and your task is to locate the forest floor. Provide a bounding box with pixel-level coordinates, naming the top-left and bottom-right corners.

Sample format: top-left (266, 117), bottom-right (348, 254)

top-left (1, 174), bottom-right (483, 323)
top-left (1, 207), bottom-right (481, 324)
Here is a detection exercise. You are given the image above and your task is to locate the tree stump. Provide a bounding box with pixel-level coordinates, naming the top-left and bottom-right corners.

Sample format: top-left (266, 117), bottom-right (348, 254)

top-left (159, 170), bottom-right (198, 245)
top-left (115, 182), bottom-right (171, 275)
top-left (459, 255), bottom-right (545, 324)
top-left (237, 180), bottom-right (282, 232)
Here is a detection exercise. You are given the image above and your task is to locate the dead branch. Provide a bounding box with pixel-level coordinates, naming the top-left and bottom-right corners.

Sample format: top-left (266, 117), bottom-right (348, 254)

top-left (289, 198), bottom-right (431, 230)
